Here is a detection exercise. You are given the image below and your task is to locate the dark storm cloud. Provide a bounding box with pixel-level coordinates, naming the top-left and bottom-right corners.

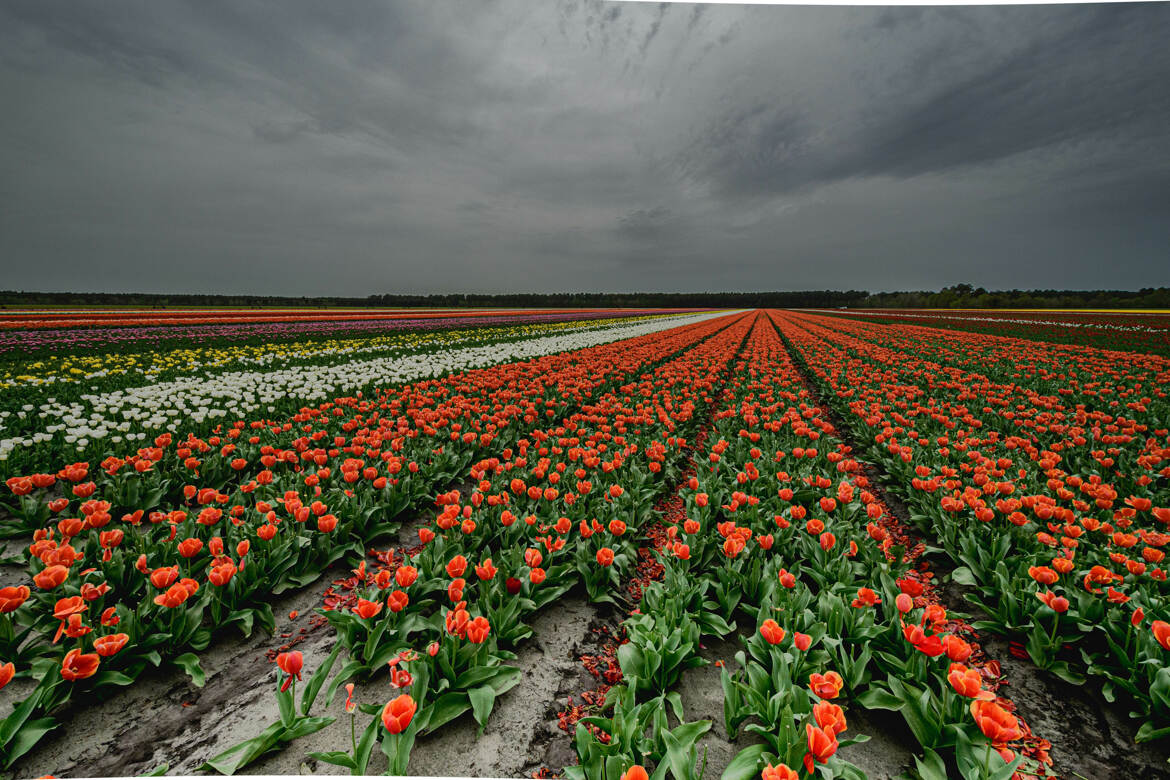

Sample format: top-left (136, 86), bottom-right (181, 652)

top-left (0, 0), bottom-right (1168, 295)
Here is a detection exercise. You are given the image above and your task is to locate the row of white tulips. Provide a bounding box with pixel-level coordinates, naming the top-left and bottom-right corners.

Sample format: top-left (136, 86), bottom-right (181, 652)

top-left (0, 312), bottom-right (731, 460)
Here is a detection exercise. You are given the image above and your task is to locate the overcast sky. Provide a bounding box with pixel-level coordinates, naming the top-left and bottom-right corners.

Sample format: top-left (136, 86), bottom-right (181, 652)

top-left (1, 1), bottom-right (1168, 295)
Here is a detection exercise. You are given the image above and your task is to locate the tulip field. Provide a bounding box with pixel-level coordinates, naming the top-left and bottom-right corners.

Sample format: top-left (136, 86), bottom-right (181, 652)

top-left (1, 307), bottom-right (1169, 779)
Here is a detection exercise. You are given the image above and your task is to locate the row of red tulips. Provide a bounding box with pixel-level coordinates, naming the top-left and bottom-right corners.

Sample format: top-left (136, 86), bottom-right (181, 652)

top-left (648, 312), bottom-right (1048, 779)
top-left (0, 313), bottom-right (748, 769)
top-left (774, 310), bottom-right (1170, 745)
top-left (204, 311), bottom-right (759, 775)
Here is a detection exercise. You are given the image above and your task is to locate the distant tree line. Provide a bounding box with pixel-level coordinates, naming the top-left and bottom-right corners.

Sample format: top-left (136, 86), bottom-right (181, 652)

top-left (1, 285), bottom-right (1168, 310)
top-left (861, 284), bottom-right (1170, 310)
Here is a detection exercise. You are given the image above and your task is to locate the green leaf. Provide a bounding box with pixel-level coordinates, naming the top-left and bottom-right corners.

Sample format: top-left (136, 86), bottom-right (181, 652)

top-left (307, 751), bottom-right (357, 770)
top-left (301, 642), bottom-right (342, 715)
top-left (665, 690), bottom-right (686, 724)
top-left (912, 747), bottom-right (948, 780)
top-left (720, 744), bottom-right (768, 780)
top-left (950, 566), bottom-right (977, 586)
top-left (138, 764), bottom-right (170, 777)
top-left (1135, 720), bottom-right (1170, 743)
top-left (1048, 661), bottom-right (1086, 686)
top-left (225, 609), bottom-right (255, 637)
top-left (353, 715), bottom-right (381, 775)
top-left (173, 653), bottom-right (206, 688)
top-left (276, 687), bottom-right (296, 729)
top-left (988, 754), bottom-right (1025, 780)
top-left (661, 728), bottom-right (692, 780)
top-left (670, 720), bottom-right (712, 749)
top-left (0, 681), bottom-right (50, 746)
top-left (324, 659), bottom-right (365, 708)
top-left (422, 691), bottom-right (471, 733)
top-left (281, 715), bottom-right (335, 740)
top-left (469, 685), bottom-right (496, 731)
top-left (200, 721), bottom-right (285, 775)
top-left (1, 718), bottom-right (57, 769)
top-left (92, 670), bottom-right (138, 688)
top-left (856, 687), bottom-right (903, 710)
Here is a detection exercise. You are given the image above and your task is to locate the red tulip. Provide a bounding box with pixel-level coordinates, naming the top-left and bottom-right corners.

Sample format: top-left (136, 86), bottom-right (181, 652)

top-left (387, 590), bottom-right (409, 613)
top-left (276, 651), bottom-right (303, 691)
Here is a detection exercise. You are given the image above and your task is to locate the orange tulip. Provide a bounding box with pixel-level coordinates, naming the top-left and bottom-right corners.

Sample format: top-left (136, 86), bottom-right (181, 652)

top-left (466, 615), bottom-right (491, 644)
top-left (395, 566), bottom-right (418, 587)
top-left (354, 599), bottom-right (382, 620)
top-left (446, 555), bottom-right (468, 578)
top-left (760, 619), bottom-right (786, 645)
top-left (34, 565), bottom-right (69, 590)
top-left (970, 699), bottom-right (1022, 743)
top-left (619, 767), bottom-right (648, 780)
top-left (942, 634), bottom-right (972, 663)
top-left (851, 587), bottom-right (881, 608)
top-left (153, 583), bottom-right (191, 608)
top-left (804, 723), bottom-right (839, 773)
top-left (809, 671), bottom-right (844, 699)
top-left (761, 764), bottom-right (798, 780)
top-left (60, 648), bottom-right (100, 681)
top-left (0, 661), bottom-right (14, 690)
top-left (51, 596), bottom-right (86, 642)
top-left (596, 547), bottom-right (615, 567)
top-left (93, 633), bottom-right (129, 657)
top-left (812, 700), bottom-right (847, 737)
top-left (208, 562), bottom-right (237, 586)
top-left (0, 585), bottom-right (30, 613)
top-left (177, 538), bottom-right (203, 558)
top-left (382, 694), bottom-right (416, 734)
top-left (446, 605), bottom-right (470, 637)
top-left (1152, 620), bottom-right (1170, 651)
top-left (1036, 591), bottom-right (1069, 613)
top-left (150, 566), bottom-right (180, 589)
top-left (1028, 566), bottom-right (1058, 585)
top-left (947, 663), bottom-right (995, 700)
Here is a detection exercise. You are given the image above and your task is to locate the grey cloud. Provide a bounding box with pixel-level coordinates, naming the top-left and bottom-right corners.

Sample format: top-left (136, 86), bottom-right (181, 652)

top-left (0, 1), bottom-right (1167, 295)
